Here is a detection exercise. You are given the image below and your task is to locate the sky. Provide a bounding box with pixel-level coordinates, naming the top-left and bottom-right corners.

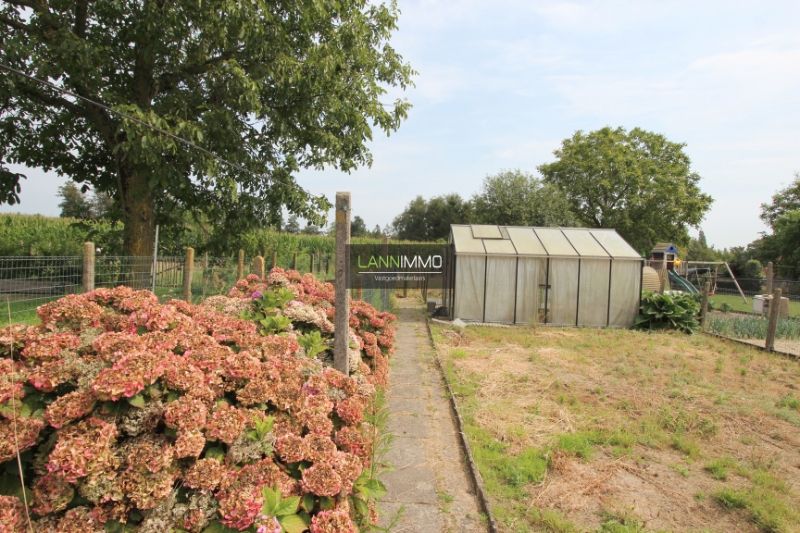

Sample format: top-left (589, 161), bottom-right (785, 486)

top-left (3, 0), bottom-right (799, 249)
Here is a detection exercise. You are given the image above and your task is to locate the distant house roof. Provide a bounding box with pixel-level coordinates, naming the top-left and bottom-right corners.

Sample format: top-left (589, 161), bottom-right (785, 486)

top-left (450, 224), bottom-right (642, 259)
top-left (651, 242), bottom-right (680, 255)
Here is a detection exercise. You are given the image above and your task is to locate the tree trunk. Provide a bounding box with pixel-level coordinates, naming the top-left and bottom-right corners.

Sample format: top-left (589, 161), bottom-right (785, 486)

top-left (121, 171), bottom-right (155, 256)
top-left (120, 169), bottom-right (156, 288)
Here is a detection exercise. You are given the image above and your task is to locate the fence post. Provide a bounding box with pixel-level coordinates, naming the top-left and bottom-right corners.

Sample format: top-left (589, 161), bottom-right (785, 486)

top-left (765, 288), bottom-right (782, 352)
top-left (382, 235), bottom-right (389, 311)
top-left (291, 252), bottom-right (297, 270)
top-left (765, 261), bottom-right (774, 298)
top-left (253, 255), bottom-right (265, 279)
top-left (237, 249), bottom-right (245, 280)
top-left (309, 253), bottom-right (315, 274)
top-left (272, 250), bottom-right (278, 270)
top-left (334, 192), bottom-right (351, 375)
top-left (700, 280), bottom-right (710, 328)
top-left (183, 247), bottom-right (195, 302)
top-left (82, 242), bottom-right (95, 293)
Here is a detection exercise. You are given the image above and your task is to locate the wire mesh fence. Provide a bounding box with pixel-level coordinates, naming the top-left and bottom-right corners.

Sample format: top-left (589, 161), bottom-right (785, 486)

top-left (0, 255), bottom-right (239, 325)
top-left (0, 250), bottom-right (384, 326)
top-left (0, 256), bottom-right (83, 324)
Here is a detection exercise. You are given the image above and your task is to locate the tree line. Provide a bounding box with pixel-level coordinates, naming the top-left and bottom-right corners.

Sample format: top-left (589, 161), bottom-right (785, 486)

top-left (392, 127), bottom-right (712, 255)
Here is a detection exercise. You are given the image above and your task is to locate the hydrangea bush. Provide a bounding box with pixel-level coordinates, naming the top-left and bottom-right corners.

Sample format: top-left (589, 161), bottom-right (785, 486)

top-left (0, 268), bottom-right (396, 532)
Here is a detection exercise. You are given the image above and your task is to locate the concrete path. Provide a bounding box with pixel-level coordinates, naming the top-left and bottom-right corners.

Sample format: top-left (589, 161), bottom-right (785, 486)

top-left (379, 299), bottom-right (486, 532)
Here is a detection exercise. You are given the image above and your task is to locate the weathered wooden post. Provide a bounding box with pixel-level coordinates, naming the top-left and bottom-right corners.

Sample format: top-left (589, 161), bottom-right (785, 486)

top-left (272, 250), bottom-right (278, 270)
top-left (82, 242), bottom-right (95, 292)
top-left (291, 252), bottom-right (297, 270)
top-left (237, 249), bottom-right (245, 280)
top-left (700, 280), bottom-right (710, 328)
top-left (253, 255), bottom-right (265, 279)
top-left (765, 288), bottom-right (782, 352)
top-left (183, 247), bottom-right (195, 302)
top-left (381, 235), bottom-right (389, 311)
top-left (334, 192), bottom-right (351, 374)
top-left (765, 261), bottom-right (774, 298)
top-left (309, 253), bottom-right (315, 274)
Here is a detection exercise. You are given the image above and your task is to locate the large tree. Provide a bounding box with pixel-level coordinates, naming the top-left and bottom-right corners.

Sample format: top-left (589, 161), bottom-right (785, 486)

top-left (392, 193), bottom-right (472, 241)
top-left (760, 172), bottom-right (800, 228)
top-left (471, 170), bottom-right (578, 227)
top-left (0, 1), bottom-right (413, 255)
top-left (58, 180), bottom-right (115, 219)
top-left (756, 172), bottom-right (800, 278)
top-left (539, 127), bottom-right (712, 253)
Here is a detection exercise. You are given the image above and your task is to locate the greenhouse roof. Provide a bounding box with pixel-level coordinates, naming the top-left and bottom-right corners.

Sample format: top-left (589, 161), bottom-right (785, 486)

top-left (450, 224), bottom-right (642, 259)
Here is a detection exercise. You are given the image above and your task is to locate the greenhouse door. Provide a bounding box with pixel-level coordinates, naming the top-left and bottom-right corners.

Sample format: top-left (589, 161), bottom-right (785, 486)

top-left (515, 257), bottom-right (544, 324)
top-left (484, 257), bottom-right (516, 323)
top-left (547, 259), bottom-right (579, 325)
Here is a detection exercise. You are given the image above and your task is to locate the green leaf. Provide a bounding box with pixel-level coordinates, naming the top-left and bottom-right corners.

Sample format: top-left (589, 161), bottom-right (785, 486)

top-left (351, 496), bottom-right (369, 517)
top-left (128, 394), bottom-right (146, 408)
top-left (201, 522), bottom-right (240, 533)
top-left (262, 486), bottom-right (280, 516)
top-left (363, 478), bottom-right (387, 499)
top-left (204, 446), bottom-right (225, 461)
top-left (274, 495), bottom-right (301, 517)
top-left (301, 494), bottom-right (315, 513)
top-left (319, 496), bottom-right (335, 510)
top-left (278, 514), bottom-right (308, 533)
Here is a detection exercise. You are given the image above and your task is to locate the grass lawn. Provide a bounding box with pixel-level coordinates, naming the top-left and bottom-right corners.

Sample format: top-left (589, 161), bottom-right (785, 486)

top-left (709, 293), bottom-right (800, 317)
top-left (430, 324), bottom-right (800, 533)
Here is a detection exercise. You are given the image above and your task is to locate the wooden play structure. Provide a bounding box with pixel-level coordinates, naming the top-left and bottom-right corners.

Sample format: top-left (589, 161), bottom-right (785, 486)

top-left (644, 242), bottom-right (747, 302)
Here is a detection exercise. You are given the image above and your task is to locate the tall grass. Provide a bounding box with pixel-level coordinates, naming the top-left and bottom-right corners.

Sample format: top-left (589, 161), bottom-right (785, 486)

top-left (0, 213), bottom-right (119, 256)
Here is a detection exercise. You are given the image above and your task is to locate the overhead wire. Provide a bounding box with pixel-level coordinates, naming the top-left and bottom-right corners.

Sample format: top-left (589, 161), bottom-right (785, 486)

top-left (0, 61), bottom-right (265, 181)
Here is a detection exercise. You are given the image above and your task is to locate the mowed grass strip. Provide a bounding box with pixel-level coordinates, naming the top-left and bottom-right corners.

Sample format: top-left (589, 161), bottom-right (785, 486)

top-left (430, 325), bottom-right (800, 533)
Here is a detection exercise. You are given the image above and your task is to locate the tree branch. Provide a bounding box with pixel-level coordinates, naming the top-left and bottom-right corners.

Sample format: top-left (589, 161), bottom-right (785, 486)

top-left (0, 14), bottom-right (32, 33)
top-left (14, 80), bottom-right (80, 113)
top-left (156, 50), bottom-right (239, 95)
top-left (73, 0), bottom-right (88, 37)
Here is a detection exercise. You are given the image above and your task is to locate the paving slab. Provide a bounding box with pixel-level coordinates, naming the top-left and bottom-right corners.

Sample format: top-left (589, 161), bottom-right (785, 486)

top-left (379, 299), bottom-right (486, 532)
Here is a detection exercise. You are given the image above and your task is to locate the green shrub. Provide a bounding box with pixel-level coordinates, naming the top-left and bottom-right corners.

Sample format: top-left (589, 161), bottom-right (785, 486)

top-left (635, 292), bottom-right (700, 334)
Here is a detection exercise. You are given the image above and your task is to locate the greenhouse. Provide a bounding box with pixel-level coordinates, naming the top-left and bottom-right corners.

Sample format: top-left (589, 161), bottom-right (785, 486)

top-left (443, 224), bottom-right (643, 327)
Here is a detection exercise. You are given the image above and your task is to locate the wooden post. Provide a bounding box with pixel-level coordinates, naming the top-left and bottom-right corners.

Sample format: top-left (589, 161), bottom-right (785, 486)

top-left (700, 280), bottom-right (710, 328)
top-left (765, 261), bottom-right (774, 296)
top-left (381, 235), bottom-right (389, 311)
top-left (291, 252), bottom-right (297, 270)
top-left (82, 242), bottom-right (95, 292)
top-left (237, 249), bottom-right (245, 279)
top-left (183, 247), bottom-right (195, 302)
top-left (252, 255), bottom-right (265, 279)
top-left (334, 192), bottom-right (351, 374)
top-left (765, 288), bottom-right (782, 352)
top-left (272, 250), bottom-right (278, 270)
top-left (309, 253), bottom-right (315, 274)
top-left (723, 262), bottom-right (747, 303)
top-left (324, 256), bottom-right (330, 276)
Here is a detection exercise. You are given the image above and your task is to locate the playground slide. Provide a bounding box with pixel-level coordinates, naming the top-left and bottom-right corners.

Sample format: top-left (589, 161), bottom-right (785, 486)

top-left (668, 270), bottom-right (699, 294)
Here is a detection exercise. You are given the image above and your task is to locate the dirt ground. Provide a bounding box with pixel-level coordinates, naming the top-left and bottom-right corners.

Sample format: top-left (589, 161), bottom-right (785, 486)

top-left (737, 337), bottom-right (800, 357)
top-left (431, 325), bottom-right (800, 533)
